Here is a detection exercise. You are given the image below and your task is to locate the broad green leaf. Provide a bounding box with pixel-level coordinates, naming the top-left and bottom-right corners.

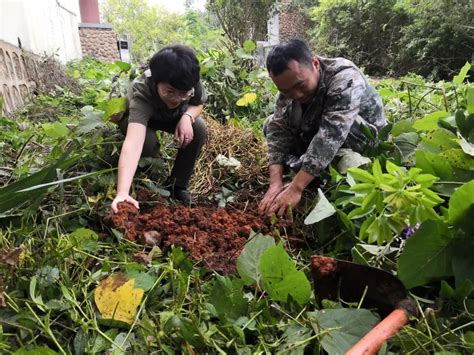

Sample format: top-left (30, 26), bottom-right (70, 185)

top-left (452, 62), bottom-right (471, 84)
top-left (90, 329), bottom-right (119, 354)
top-left (465, 331), bottom-right (474, 352)
top-left (35, 266), bottom-right (60, 288)
top-left (413, 111), bottom-right (449, 131)
top-left (467, 87), bottom-right (474, 114)
top-left (413, 173), bottom-right (438, 188)
top-left (455, 110), bottom-right (471, 138)
top-left (235, 48), bottom-right (253, 59)
top-left (454, 280), bottom-right (474, 303)
top-left (236, 233), bottom-right (275, 285)
top-left (385, 160), bottom-right (403, 176)
top-left (41, 122), bottom-right (70, 138)
top-left (439, 280), bottom-right (455, 299)
top-left (347, 168), bottom-right (376, 183)
top-left (304, 188), bottom-right (337, 225)
top-left (391, 119), bottom-right (416, 136)
top-left (164, 315), bottom-right (204, 348)
top-left (103, 97), bottom-right (126, 122)
top-left (309, 309), bottom-right (380, 354)
top-left (440, 148), bottom-right (474, 170)
top-left (267, 271), bottom-right (312, 305)
top-left (372, 159), bottom-right (383, 181)
top-left (448, 180), bottom-right (474, 231)
top-left (124, 269), bottom-right (156, 292)
top-left (78, 106), bottom-right (107, 135)
top-left (361, 190), bottom-right (378, 211)
top-left (419, 129), bottom-right (458, 153)
top-left (415, 150), bottom-right (452, 180)
top-left (242, 39), bottom-right (256, 53)
top-left (458, 134), bottom-right (474, 157)
top-left (398, 220), bottom-right (454, 289)
top-left (260, 244), bottom-right (296, 278)
top-left (70, 228), bottom-right (99, 252)
top-left (74, 329), bottom-right (88, 355)
top-left (359, 215), bottom-right (375, 240)
top-left (336, 148), bottom-right (370, 174)
top-left (347, 206), bottom-right (374, 220)
top-left (277, 323), bottom-right (313, 354)
top-left (393, 132), bottom-right (420, 160)
top-left (114, 61), bottom-right (132, 71)
top-left (350, 183), bottom-right (375, 194)
top-left (209, 275), bottom-right (247, 321)
top-left (367, 215), bottom-right (393, 245)
top-left (378, 87), bottom-right (397, 99)
top-left (336, 209), bottom-right (355, 234)
top-left (451, 235), bottom-right (474, 288)
top-left (259, 244), bottom-right (311, 305)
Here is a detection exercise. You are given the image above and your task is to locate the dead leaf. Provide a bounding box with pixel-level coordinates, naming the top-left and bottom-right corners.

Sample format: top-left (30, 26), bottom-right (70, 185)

top-left (0, 247), bottom-right (24, 267)
top-left (132, 252), bottom-right (152, 265)
top-left (94, 273), bottom-right (144, 325)
top-left (0, 279), bottom-right (5, 307)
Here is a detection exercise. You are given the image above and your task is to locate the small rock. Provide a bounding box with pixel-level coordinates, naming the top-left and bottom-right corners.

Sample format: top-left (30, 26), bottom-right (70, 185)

top-left (140, 231), bottom-right (161, 246)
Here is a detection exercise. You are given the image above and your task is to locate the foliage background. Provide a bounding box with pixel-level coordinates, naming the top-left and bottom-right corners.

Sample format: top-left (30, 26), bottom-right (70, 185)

top-left (308, 0), bottom-right (473, 80)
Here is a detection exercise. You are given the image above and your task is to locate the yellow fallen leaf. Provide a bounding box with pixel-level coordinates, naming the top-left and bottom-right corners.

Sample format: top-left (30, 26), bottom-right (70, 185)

top-left (236, 92), bottom-right (257, 107)
top-left (94, 273), bottom-right (144, 325)
top-left (87, 193), bottom-right (103, 203)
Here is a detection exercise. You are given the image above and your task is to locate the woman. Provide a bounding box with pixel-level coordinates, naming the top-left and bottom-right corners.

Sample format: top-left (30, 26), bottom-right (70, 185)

top-left (111, 44), bottom-right (207, 213)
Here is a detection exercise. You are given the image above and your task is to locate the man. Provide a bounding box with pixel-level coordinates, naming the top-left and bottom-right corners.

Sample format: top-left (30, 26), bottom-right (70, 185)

top-left (111, 44), bottom-right (207, 213)
top-left (259, 39), bottom-right (386, 217)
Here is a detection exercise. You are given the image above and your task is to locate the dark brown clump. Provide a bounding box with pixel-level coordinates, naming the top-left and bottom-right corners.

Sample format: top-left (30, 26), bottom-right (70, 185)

top-left (113, 201), bottom-right (293, 274)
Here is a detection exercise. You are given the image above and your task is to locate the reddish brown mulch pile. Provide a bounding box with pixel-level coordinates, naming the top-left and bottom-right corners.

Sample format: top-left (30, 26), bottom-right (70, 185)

top-left (112, 201), bottom-right (294, 274)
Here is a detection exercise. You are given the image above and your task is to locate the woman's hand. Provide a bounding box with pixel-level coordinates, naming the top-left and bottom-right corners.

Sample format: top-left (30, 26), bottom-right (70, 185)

top-left (174, 114), bottom-right (194, 148)
top-left (111, 193), bottom-right (139, 213)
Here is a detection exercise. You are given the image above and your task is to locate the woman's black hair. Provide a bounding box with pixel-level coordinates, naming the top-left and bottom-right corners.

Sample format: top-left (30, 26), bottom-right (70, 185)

top-left (149, 44), bottom-right (200, 91)
top-left (266, 39), bottom-right (313, 76)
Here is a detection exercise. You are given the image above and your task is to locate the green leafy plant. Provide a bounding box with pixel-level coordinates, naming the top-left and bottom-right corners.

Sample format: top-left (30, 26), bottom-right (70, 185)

top-left (344, 159), bottom-right (443, 245)
top-left (199, 41), bottom-right (277, 124)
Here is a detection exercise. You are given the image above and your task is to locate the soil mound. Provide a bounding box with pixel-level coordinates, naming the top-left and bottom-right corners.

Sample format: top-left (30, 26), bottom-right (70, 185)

top-left (112, 201), bottom-right (293, 274)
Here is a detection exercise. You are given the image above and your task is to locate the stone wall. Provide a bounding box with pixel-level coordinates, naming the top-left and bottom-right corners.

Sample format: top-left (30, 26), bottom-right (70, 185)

top-left (0, 40), bottom-right (34, 116)
top-left (79, 24), bottom-right (120, 62)
top-left (0, 40), bottom-right (80, 116)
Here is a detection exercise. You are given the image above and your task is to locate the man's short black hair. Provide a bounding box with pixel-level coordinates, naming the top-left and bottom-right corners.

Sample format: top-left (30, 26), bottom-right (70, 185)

top-left (149, 44), bottom-right (200, 91)
top-left (266, 39), bottom-right (313, 76)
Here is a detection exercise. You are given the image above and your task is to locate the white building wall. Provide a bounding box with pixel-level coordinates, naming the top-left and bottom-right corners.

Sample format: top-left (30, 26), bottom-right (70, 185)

top-left (0, 0), bottom-right (82, 63)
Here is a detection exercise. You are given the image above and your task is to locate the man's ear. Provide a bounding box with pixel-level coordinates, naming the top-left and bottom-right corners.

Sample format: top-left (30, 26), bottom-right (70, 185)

top-left (312, 57), bottom-right (320, 71)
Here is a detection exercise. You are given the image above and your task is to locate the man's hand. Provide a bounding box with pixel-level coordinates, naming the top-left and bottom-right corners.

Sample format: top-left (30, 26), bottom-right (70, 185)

top-left (267, 184), bottom-right (303, 217)
top-left (111, 193), bottom-right (139, 213)
top-left (258, 183), bottom-right (284, 215)
top-left (174, 114), bottom-right (194, 148)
